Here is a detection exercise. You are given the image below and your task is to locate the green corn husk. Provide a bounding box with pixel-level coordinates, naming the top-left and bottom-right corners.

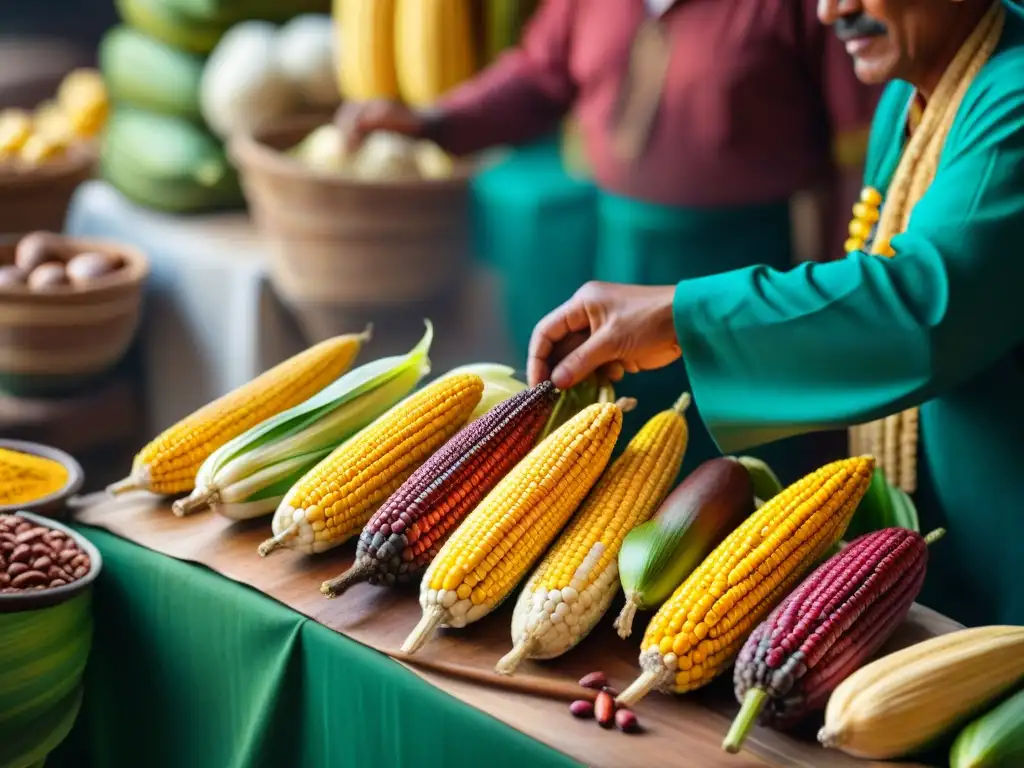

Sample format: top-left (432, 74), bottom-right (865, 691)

top-left (734, 455), bottom-right (783, 507)
top-left (536, 374), bottom-right (604, 443)
top-left (441, 363), bottom-right (527, 421)
top-left (172, 321), bottom-right (434, 520)
top-left (819, 467), bottom-right (922, 560)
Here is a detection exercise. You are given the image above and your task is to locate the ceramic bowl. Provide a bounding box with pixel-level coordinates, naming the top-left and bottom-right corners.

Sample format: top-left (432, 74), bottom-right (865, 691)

top-left (0, 439), bottom-right (84, 518)
top-left (0, 510), bottom-right (101, 613)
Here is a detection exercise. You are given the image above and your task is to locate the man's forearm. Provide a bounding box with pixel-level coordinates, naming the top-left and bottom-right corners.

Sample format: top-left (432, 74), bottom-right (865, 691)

top-left (427, 53), bottom-right (574, 155)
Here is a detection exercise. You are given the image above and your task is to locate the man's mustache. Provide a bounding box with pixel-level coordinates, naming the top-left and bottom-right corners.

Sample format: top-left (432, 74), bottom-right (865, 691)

top-left (834, 13), bottom-right (888, 41)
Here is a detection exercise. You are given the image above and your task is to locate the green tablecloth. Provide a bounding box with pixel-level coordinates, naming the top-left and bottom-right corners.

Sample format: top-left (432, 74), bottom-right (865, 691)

top-left (48, 529), bottom-right (580, 768)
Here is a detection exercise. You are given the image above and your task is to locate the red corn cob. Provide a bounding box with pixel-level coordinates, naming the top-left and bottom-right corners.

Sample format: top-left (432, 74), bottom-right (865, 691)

top-left (320, 381), bottom-right (557, 597)
top-left (722, 526), bottom-right (944, 754)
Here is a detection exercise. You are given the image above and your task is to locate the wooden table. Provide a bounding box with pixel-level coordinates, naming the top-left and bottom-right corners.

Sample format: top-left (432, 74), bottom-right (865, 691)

top-left (71, 493), bottom-right (960, 768)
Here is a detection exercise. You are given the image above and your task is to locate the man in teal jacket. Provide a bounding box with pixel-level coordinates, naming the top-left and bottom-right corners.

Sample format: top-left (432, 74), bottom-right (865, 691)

top-left (527, 0), bottom-right (1024, 628)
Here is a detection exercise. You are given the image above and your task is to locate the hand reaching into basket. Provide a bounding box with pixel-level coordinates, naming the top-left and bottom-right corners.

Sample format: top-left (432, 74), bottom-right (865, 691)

top-left (334, 101), bottom-right (442, 154)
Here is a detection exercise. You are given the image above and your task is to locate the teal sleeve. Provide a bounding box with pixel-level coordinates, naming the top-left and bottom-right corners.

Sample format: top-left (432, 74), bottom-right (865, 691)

top-left (672, 83), bottom-right (1024, 454)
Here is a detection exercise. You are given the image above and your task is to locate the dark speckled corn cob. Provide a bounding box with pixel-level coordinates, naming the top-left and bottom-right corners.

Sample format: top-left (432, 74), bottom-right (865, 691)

top-left (722, 526), bottom-right (938, 754)
top-left (320, 381), bottom-right (557, 598)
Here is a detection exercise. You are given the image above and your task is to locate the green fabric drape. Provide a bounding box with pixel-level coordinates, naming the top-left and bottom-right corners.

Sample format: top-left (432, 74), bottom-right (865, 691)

top-left (49, 529), bottom-right (581, 768)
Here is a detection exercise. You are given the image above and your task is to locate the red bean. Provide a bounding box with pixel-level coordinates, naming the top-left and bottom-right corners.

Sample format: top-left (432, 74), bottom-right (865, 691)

top-left (14, 527), bottom-right (46, 545)
top-left (615, 709), bottom-right (640, 734)
top-left (569, 700), bottom-right (594, 719)
top-left (595, 691), bottom-right (616, 728)
top-left (11, 569), bottom-right (47, 588)
top-left (579, 671), bottom-right (608, 690)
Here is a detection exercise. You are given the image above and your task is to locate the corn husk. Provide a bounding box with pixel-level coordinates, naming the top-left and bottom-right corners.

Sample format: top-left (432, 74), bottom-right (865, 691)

top-left (173, 321), bottom-right (433, 520)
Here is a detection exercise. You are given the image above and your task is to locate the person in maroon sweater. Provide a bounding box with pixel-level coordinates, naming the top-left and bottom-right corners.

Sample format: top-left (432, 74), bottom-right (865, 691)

top-left (340, 0), bottom-right (882, 481)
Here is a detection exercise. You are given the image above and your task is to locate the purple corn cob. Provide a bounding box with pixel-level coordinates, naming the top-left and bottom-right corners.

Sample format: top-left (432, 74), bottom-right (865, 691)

top-left (722, 526), bottom-right (941, 754)
top-left (320, 381), bottom-right (557, 597)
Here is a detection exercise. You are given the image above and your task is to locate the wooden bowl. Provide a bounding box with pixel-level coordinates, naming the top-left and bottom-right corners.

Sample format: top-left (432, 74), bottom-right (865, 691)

top-left (0, 144), bottom-right (95, 238)
top-left (0, 511), bottom-right (101, 614)
top-left (0, 236), bottom-right (148, 396)
top-left (228, 114), bottom-right (473, 311)
top-left (0, 439), bottom-right (84, 519)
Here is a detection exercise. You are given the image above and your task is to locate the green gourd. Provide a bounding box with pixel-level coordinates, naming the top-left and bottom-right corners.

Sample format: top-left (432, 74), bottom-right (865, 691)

top-left (100, 109), bottom-right (242, 213)
top-left (99, 26), bottom-right (206, 120)
top-left (614, 456), bottom-right (776, 639)
top-left (950, 688), bottom-right (1024, 768)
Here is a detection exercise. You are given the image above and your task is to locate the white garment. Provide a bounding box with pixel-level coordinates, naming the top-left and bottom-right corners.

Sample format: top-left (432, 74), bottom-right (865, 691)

top-left (645, 0), bottom-right (677, 16)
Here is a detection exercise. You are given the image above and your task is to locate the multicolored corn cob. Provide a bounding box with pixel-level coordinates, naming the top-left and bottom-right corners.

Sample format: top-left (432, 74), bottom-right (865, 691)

top-left (616, 457), bottom-right (874, 708)
top-left (723, 526), bottom-right (942, 753)
top-left (258, 373), bottom-right (484, 556)
top-left (400, 399), bottom-right (625, 654)
top-left (495, 393), bottom-right (691, 675)
top-left (320, 381), bottom-right (558, 597)
top-left (108, 329), bottom-right (371, 496)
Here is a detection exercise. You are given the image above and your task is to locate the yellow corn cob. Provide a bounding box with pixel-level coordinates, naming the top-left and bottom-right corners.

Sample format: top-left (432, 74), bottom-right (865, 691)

top-left (57, 68), bottom-right (109, 138)
top-left (33, 100), bottom-right (75, 143)
top-left (19, 133), bottom-right (69, 165)
top-left (337, 0), bottom-right (400, 100)
top-left (0, 109), bottom-right (33, 156)
top-left (495, 394), bottom-right (692, 675)
top-left (401, 399), bottom-right (624, 655)
top-left (617, 456), bottom-right (874, 708)
top-left (819, 625), bottom-right (1024, 760)
top-left (395, 0), bottom-right (477, 107)
top-left (108, 330), bottom-right (371, 497)
top-left (258, 373), bottom-right (484, 556)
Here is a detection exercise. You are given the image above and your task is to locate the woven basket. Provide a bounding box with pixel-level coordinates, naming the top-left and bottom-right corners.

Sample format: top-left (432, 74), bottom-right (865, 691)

top-left (0, 146), bottom-right (95, 239)
top-left (229, 115), bottom-right (473, 311)
top-left (0, 237), bottom-right (148, 396)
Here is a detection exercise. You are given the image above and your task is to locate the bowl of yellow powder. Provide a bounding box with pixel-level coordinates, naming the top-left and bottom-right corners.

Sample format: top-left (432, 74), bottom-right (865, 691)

top-left (0, 439), bottom-right (83, 518)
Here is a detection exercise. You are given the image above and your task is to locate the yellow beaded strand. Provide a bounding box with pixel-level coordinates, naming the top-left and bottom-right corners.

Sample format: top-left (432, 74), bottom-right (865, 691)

top-left (844, 187), bottom-right (894, 256)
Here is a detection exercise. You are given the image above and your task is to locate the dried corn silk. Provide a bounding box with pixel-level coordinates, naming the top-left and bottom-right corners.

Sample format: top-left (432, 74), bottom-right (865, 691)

top-left (0, 448), bottom-right (68, 504)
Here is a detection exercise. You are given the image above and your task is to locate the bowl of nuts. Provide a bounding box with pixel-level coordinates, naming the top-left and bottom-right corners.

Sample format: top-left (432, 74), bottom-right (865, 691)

top-left (0, 511), bottom-right (101, 612)
top-left (0, 230), bottom-right (148, 396)
top-left (0, 511), bottom-right (100, 768)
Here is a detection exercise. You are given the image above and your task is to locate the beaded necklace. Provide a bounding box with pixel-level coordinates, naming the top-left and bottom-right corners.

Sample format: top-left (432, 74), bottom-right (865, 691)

top-left (845, 2), bottom-right (1006, 493)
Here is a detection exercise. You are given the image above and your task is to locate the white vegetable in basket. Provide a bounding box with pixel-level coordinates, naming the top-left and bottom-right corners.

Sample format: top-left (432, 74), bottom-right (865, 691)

top-left (290, 123), bottom-right (347, 170)
top-left (289, 122), bottom-right (457, 181)
top-left (350, 131), bottom-right (421, 180)
top-left (200, 21), bottom-right (300, 139)
top-left (276, 15), bottom-right (340, 108)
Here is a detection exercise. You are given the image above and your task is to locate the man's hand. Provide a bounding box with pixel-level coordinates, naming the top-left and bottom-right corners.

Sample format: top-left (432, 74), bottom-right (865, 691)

top-left (527, 282), bottom-right (681, 389)
top-left (334, 100), bottom-right (434, 154)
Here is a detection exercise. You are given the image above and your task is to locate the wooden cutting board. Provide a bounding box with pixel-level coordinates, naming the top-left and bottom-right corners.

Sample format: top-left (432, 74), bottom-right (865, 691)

top-left (72, 494), bottom-right (959, 768)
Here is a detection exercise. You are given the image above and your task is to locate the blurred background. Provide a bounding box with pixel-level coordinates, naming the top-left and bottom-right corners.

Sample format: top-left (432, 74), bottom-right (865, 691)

top-left (0, 0), bottom-right (525, 490)
top-left (1, 1), bottom-right (117, 106)
top-left (0, 0), bottom-right (845, 491)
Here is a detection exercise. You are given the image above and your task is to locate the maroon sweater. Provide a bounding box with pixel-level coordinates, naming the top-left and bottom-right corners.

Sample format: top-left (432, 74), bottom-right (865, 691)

top-left (434, 0), bottom-right (882, 208)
